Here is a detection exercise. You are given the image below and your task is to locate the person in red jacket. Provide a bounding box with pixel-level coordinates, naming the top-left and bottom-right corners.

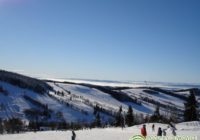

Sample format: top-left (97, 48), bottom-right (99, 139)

top-left (141, 125), bottom-right (147, 137)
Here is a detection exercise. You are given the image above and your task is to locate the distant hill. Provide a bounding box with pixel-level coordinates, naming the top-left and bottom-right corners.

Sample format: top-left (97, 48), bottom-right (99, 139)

top-left (0, 70), bottom-right (52, 93)
top-left (0, 70), bottom-right (199, 125)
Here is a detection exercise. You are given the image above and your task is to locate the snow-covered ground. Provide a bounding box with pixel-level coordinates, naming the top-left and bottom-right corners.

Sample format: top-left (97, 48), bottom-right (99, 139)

top-left (0, 81), bottom-right (93, 122)
top-left (1, 79), bottom-right (199, 123)
top-left (1, 70), bottom-right (200, 124)
top-left (49, 82), bottom-right (128, 112)
top-left (1, 71), bottom-right (200, 140)
top-left (1, 122), bottom-right (200, 140)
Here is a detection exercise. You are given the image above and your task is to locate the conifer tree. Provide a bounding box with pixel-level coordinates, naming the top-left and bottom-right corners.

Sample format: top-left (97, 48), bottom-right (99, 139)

top-left (115, 106), bottom-right (124, 127)
top-left (95, 113), bottom-right (101, 127)
top-left (184, 90), bottom-right (198, 121)
top-left (125, 106), bottom-right (134, 126)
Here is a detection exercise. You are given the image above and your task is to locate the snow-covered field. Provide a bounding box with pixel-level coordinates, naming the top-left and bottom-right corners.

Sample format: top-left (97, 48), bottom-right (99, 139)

top-left (0, 81), bottom-right (93, 122)
top-left (1, 122), bottom-right (200, 140)
top-left (1, 78), bottom-right (200, 123)
top-left (1, 72), bottom-right (200, 140)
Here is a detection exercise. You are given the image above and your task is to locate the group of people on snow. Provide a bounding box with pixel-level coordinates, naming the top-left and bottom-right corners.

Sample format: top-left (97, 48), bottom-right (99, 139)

top-left (70, 123), bottom-right (177, 140)
top-left (141, 124), bottom-right (177, 137)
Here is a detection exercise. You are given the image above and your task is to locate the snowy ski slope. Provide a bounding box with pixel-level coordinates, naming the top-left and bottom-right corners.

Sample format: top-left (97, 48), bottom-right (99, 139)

top-left (1, 122), bottom-right (200, 140)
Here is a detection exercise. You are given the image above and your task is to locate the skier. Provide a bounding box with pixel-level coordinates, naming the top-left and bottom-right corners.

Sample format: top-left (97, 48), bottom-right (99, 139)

top-left (72, 130), bottom-right (76, 140)
top-left (152, 124), bottom-right (155, 132)
top-left (166, 125), bottom-right (176, 136)
top-left (170, 123), bottom-right (177, 136)
top-left (172, 128), bottom-right (176, 136)
top-left (141, 125), bottom-right (147, 137)
top-left (157, 127), bottom-right (162, 136)
top-left (162, 129), bottom-right (167, 136)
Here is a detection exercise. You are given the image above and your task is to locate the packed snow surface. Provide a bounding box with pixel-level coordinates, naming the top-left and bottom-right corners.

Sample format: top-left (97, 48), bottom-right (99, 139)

top-left (1, 122), bottom-right (200, 140)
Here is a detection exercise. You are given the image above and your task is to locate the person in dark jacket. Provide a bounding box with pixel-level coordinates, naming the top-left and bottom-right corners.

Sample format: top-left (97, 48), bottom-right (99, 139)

top-left (141, 125), bottom-right (147, 137)
top-left (157, 127), bottom-right (162, 136)
top-left (72, 130), bottom-right (76, 140)
top-left (152, 124), bottom-right (155, 132)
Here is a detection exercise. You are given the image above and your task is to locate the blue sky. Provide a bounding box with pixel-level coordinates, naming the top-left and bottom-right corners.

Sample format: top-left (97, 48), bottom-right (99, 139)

top-left (0, 0), bottom-right (200, 83)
